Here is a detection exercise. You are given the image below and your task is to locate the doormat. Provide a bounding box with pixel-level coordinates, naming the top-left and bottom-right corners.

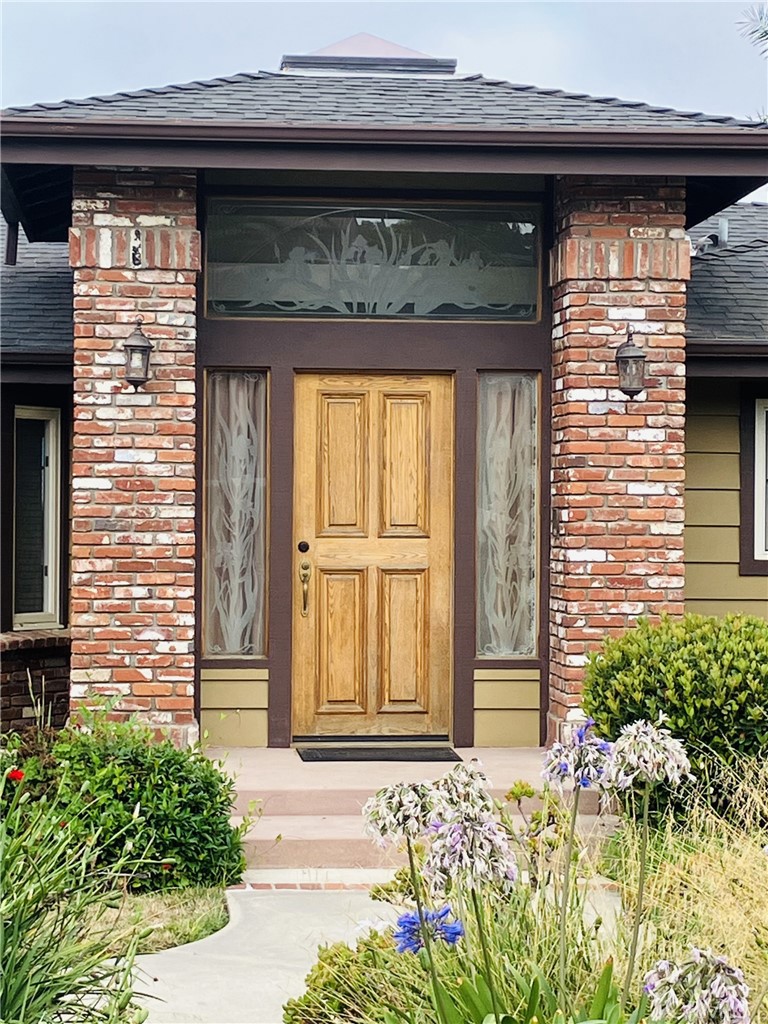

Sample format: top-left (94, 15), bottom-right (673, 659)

top-left (296, 746), bottom-right (462, 763)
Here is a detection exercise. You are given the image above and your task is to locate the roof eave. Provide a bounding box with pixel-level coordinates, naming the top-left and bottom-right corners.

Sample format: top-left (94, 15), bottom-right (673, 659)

top-left (2, 117), bottom-right (766, 149)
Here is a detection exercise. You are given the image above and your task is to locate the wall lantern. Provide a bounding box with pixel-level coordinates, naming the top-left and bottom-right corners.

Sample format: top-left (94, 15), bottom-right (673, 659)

top-left (123, 318), bottom-right (153, 389)
top-left (615, 326), bottom-right (646, 399)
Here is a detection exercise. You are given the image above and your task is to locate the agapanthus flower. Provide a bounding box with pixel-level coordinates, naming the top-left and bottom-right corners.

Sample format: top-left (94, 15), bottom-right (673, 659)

top-left (393, 905), bottom-right (464, 954)
top-left (541, 717), bottom-right (613, 790)
top-left (644, 948), bottom-right (750, 1024)
top-left (424, 815), bottom-right (518, 894)
top-left (362, 781), bottom-right (441, 847)
top-left (432, 759), bottom-right (495, 821)
top-left (608, 715), bottom-right (692, 791)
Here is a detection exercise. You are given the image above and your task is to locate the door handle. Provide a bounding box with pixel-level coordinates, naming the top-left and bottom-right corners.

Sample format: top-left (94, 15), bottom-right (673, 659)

top-left (299, 560), bottom-right (311, 617)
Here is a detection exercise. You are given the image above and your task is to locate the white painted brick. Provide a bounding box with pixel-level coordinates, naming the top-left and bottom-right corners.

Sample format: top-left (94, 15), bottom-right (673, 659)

top-left (650, 522), bottom-right (684, 535)
top-left (93, 213), bottom-right (133, 227)
top-left (73, 477), bottom-right (112, 489)
top-left (647, 576), bottom-right (685, 589)
top-left (114, 450), bottom-right (156, 463)
top-left (136, 215), bottom-right (174, 227)
top-left (566, 388), bottom-right (607, 402)
top-left (627, 482), bottom-right (666, 495)
top-left (628, 428), bottom-right (665, 442)
top-left (608, 307), bottom-right (646, 320)
top-left (566, 549), bottom-right (608, 562)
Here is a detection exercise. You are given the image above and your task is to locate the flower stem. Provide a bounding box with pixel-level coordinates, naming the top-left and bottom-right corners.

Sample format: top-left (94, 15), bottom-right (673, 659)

top-left (471, 886), bottom-right (501, 1024)
top-left (406, 837), bottom-right (449, 1024)
top-left (622, 781), bottom-right (651, 1010)
top-left (558, 783), bottom-right (581, 1013)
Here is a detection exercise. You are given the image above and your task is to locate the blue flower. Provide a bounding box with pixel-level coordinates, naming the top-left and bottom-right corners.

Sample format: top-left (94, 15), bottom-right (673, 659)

top-left (393, 906), bottom-right (464, 954)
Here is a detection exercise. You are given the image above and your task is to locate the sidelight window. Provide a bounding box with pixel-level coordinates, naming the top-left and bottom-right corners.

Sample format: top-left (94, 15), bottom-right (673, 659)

top-left (203, 372), bottom-right (268, 656)
top-left (13, 407), bottom-right (61, 629)
top-left (476, 373), bottom-right (538, 656)
top-left (206, 202), bottom-right (540, 321)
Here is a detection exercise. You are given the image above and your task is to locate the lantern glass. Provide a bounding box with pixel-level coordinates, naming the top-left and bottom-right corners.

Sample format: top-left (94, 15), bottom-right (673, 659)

top-left (615, 338), bottom-right (646, 399)
top-left (124, 325), bottom-right (153, 388)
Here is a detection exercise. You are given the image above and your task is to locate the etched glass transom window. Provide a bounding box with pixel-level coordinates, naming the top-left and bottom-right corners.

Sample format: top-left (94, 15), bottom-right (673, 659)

top-left (206, 202), bottom-right (540, 320)
top-left (476, 373), bottom-right (538, 656)
top-left (204, 372), bottom-right (267, 657)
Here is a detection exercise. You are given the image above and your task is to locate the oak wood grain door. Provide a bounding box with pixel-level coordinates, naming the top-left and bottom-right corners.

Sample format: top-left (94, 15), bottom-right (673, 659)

top-left (292, 373), bottom-right (454, 738)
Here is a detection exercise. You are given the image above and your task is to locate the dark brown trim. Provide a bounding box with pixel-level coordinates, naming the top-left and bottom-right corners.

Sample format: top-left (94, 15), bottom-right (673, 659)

top-left (688, 340), bottom-right (768, 358)
top-left (3, 135), bottom-right (767, 181)
top-left (688, 341), bottom-right (768, 379)
top-left (739, 384), bottom-right (768, 577)
top-left (453, 370), bottom-right (476, 748)
top-left (688, 358), bottom-right (768, 378)
top-left (4, 220), bottom-right (18, 266)
top-left (197, 317), bottom-right (552, 748)
top-left (0, 350), bottom-right (73, 364)
top-left (3, 117), bottom-right (766, 148)
top-left (0, 365), bottom-right (74, 385)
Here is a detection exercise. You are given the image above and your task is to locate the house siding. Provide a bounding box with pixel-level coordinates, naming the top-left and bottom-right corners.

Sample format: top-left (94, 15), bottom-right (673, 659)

top-left (685, 380), bottom-right (768, 618)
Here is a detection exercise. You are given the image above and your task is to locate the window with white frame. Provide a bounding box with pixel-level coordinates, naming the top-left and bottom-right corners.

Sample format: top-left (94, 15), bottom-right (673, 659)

top-left (13, 406), bottom-right (62, 628)
top-left (755, 397), bottom-right (768, 561)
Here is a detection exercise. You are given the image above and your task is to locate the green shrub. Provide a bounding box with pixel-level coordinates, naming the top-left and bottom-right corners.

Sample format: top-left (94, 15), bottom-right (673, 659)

top-left (0, 770), bottom-right (147, 1023)
top-left (50, 715), bottom-right (247, 891)
top-left (582, 614), bottom-right (768, 794)
top-left (2, 712), bottom-right (247, 892)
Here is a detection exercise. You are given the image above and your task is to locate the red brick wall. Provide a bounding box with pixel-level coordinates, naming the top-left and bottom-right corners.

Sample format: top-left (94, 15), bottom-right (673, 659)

top-left (1, 632), bottom-right (71, 734)
top-left (68, 170), bottom-right (200, 746)
top-left (548, 176), bottom-right (690, 739)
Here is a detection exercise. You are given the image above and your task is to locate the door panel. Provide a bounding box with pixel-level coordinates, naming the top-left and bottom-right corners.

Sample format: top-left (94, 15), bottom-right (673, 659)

top-left (293, 373), bottom-right (453, 738)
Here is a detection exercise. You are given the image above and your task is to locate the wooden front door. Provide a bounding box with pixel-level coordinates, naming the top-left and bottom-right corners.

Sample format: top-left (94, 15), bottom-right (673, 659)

top-left (292, 373), bottom-right (454, 739)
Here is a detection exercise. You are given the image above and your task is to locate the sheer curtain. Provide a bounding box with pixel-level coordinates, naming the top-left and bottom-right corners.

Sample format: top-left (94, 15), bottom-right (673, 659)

top-left (476, 373), bottom-right (538, 656)
top-left (204, 372), bottom-right (267, 656)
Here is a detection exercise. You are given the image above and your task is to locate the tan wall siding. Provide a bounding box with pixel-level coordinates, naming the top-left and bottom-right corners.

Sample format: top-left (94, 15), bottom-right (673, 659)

top-left (474, 668), bottom-right (540, 746)
top-left (685, 381), bottom-right (768, 619)
top-left (201, 668), bottom-right (268, 747)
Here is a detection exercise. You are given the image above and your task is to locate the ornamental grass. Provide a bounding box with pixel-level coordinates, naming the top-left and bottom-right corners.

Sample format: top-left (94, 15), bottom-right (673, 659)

top-left (607, 756), bottom-right (768, 1019)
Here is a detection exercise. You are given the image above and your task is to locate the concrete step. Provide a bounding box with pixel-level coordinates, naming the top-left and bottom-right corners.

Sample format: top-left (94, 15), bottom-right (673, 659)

top-left (235, 811), bottom-right (617, 869)
top-left (239, 814), bottom-right (405, 869)
top-left (234, 784), bottom-right (601, 817)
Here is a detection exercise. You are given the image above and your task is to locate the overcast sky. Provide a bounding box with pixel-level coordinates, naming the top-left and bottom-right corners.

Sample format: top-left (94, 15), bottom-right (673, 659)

top-left (2, 0), bottom-right (766, 118)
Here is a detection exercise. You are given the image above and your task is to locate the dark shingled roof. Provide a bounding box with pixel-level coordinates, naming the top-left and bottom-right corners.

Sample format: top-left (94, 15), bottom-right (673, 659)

top-left (687, 203), bottom-right (768, 344)
top-left (0, 221), bottom-right (72, 357)
top-left (2, 71), bottom-right (763, 130)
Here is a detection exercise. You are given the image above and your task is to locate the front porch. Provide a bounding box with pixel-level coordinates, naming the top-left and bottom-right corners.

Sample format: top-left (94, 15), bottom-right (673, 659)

top-left (214, 746), bottom-right (606, 872)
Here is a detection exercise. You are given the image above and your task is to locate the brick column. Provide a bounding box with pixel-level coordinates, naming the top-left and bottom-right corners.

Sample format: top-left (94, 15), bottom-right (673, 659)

top-left (548, 176), bottom-right (690, 740)
top-left (68, 170), bottom-right (200, 745)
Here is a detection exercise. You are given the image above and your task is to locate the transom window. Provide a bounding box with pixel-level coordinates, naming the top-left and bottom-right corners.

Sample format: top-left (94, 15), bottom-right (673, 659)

top-left (206, 202), bottom-right (541, 321)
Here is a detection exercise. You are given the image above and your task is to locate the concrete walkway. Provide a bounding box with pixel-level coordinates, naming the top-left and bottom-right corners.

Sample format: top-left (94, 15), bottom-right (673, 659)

top-left (135, 888), bottom-right (398, 1024)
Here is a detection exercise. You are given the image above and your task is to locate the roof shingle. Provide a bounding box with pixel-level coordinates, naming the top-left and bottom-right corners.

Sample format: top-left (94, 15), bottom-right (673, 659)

top-left (687, 203), bottom-right (767, 344)
top-left (0, 221), bottom-right (72, 356)
top-left (2, 72), bottom-right (762, 130)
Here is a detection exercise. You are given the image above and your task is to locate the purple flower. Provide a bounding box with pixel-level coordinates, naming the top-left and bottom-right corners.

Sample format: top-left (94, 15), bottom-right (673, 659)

top-left (644, 949), bottom-right (750, 1024)
top-left (542, 718), bottom-right (613, 791)
top-left (393, 906), bottom-right (464, 954)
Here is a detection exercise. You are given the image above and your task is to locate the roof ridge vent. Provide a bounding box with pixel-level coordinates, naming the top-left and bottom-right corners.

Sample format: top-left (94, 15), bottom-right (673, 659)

top-left (280, 52), bottom-right (458, 76)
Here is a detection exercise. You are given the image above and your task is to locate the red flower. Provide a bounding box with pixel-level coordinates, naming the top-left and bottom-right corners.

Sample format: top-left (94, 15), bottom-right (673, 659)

top-left (60, 821), bottom-right (68, 828)
top-left (7, 769), bottom-right (24, 782)
top-left (161, 863), bottom-right (172, 871)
